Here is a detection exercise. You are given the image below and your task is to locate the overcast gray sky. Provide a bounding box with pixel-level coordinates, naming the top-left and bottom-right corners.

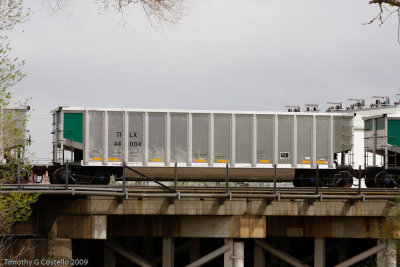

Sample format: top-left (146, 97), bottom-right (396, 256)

top-left (8, 0), bottom-right (400, 163)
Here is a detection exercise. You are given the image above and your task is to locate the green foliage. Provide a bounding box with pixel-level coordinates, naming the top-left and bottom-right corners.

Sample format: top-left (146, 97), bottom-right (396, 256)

top-left (0, 0), bottom-right (30, 31)
top-left (0, 40), bottom-right (26, 107)
top-left (0, 192), bottom-right (39, 234)
top-left (0, 0), bottom-right (37, 242)
top-left (0, 0), bottom-right (30, 109)
top-left (0, 0), bottom-right (31, 183)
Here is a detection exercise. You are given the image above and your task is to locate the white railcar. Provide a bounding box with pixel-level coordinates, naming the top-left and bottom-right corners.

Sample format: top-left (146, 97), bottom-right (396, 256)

top-left (0, 106), bottom-right (29, 164)
top-left (51, 107), bottom-right (353, 185)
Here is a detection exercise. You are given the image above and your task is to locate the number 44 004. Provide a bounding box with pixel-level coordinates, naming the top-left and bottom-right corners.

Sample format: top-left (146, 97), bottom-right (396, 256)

top-left (114, 141), bottom-right (142, 147)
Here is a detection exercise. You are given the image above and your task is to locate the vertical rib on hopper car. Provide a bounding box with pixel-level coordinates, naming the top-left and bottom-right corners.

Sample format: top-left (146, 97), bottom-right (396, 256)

top-left (50, 107), bottom-right (353, 185)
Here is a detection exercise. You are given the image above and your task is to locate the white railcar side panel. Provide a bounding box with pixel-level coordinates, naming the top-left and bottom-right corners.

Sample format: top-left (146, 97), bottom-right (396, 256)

top-left (53, 107), bottom-right (353, 170)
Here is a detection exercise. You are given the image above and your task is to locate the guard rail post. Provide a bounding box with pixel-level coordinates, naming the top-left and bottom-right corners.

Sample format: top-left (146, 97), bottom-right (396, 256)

top-left (358, 165), bottom-right (361, 195)
top-left (122, 162), bottom-right (126, 193)
top-left (225, 163), bottom-right (229, 194)
top-left (315, 164), bottom-right (319, 195)
top-left (65, 160), bottom-right (69, 190)
top-left (174, 162), bottom-right (178, 192)
top-left (273, 163), bottom-right (277, 195)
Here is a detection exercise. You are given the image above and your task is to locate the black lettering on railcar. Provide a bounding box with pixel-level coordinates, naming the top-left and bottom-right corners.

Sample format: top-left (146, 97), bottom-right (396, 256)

top-left (129, 141), bottom-right (142, 147)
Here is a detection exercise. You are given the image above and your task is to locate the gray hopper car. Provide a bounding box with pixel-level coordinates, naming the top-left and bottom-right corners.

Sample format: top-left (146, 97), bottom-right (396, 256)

top-left (0, 106), bottom-right (29, 164)
top-left (51, 107), bottom-right (353, 185)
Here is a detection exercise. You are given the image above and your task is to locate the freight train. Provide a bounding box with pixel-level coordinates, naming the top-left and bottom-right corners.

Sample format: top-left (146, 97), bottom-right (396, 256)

top-left (45, 106), bottom-right (357, 187)
top-left (363, 114), bottom-right (400, 187)
top-left (0, 106), bottom-right (30, 164)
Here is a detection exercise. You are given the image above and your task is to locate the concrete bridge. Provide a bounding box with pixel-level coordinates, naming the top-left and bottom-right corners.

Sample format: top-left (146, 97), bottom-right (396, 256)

top-left (8, 188), bottom-right (400, 267)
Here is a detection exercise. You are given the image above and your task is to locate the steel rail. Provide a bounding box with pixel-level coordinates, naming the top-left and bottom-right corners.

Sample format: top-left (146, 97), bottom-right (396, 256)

top-left (2, 184), bottom-right (399, 196)
top-left (0, 185), bottom-right (124, 192)
top-left (0, 190), bottom-right (396, 200)
top-left (3, 184), bottom-right (399, 193)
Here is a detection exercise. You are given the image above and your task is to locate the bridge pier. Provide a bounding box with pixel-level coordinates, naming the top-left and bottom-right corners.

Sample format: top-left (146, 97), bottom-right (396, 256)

top-left (162, 237), bottom-right (174, 267)
top-left (314, 237), bottom-right (326, 267)
top-left (377, 239), bottom-right (397, 267)
top-left (233, 241), bottom-right (244, 267)
top-left (48, 239), bottom-right (72, 267)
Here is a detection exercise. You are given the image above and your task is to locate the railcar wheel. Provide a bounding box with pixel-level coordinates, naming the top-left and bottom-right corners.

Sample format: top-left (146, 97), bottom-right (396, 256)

top-left (337, 179), bottom-right (353, 187)
top-left (52, 168), bottom-right (71, 184)
top-left (67, 173), bottom-right (110, 184)
top-left (336, 171), bottom-right (353, 187)
top-left (374, 171), bottom-right (395, 188)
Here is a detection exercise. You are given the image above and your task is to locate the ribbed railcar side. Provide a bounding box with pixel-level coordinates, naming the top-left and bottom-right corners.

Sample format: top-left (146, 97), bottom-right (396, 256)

top-left (364, 114), bottom-right (400, 187)
top-left (50, 107), bottom-right (353, 184)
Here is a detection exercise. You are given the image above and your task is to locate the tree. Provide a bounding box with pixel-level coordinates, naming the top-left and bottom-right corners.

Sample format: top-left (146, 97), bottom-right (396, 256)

top-left (0, 193), bottom-right (39, 263)
top-left (370, 0), bottom-right (400, 8)
top-left (1, 0), bottom-right (29, 101)
top-left (51, 0), bottom-right (400, 42)
top-left (53, 0), bottom-right (183, 25)
top-left (367, 1), bottom-right (400, 42)
top-left (0, 0), bottom-right (38, 263)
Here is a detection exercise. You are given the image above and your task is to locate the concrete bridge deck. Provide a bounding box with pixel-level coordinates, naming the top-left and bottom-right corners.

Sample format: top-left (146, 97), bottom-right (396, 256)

top-left (7, 187), bottom-right (400, 267)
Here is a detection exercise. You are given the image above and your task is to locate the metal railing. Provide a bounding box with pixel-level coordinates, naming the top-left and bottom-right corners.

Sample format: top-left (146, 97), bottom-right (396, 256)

top-left (3, 163), bottom-right (397, 201)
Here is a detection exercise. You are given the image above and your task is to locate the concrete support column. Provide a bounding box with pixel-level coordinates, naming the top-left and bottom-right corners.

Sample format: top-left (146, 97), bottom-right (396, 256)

top-left (314, 238), bottom-right (326, 267)
top-left (189, 238), bottom-right (201, 262)
top-left (254, 243), bottom-right (265, 267)
top-left (48, 239), bottom-right (72, 267)
top-left (104, 244), bottom-right (115, 267)
top-left (233, 242), bottom-right (244, 267)
top-left (377, 239), bottom-right (397, 267)
top-left (378, 240), bottom-right (385, 267)
top-left (224, 238), bottom-right (234, 267)
top-left (162, 237), bottom-right (174, 267)
top-left (386, 240), bottom-right (397, 267)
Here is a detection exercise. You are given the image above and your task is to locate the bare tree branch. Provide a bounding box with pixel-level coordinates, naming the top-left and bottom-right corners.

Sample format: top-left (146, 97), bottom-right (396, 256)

top-left (370, 0), bottom-right (400, 8)
top-left (51, 0), bottom-right (183, 26)
top-left (398, 10), bottom-right (400, 42)
top-left (368, 0), bottom-right (400, 43)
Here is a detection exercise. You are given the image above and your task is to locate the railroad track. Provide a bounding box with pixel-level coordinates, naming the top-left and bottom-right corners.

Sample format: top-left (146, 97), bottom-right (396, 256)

top-left (0, 184), bottom-right (398, 200)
